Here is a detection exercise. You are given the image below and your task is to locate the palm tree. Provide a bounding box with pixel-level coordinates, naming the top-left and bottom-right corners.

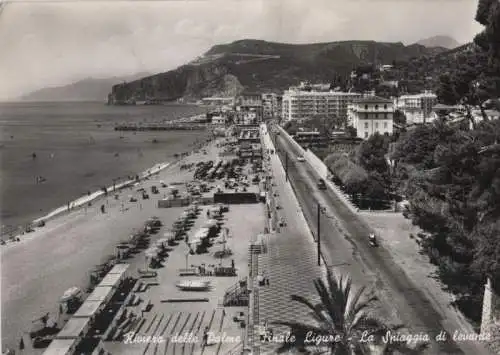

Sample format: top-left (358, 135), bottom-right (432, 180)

top-left (271, 270), bottom-right (428, 355)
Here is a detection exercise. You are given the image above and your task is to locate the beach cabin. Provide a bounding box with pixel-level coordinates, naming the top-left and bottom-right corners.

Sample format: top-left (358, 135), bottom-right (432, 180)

top-left (43, 338), bottom-right (78, 355)
top-left (55, 317), bottom-right (91, 340)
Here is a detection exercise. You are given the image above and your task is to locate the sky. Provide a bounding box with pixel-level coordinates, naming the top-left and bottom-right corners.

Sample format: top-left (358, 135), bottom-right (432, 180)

top-left (0, 0), bottom-right (484, 100)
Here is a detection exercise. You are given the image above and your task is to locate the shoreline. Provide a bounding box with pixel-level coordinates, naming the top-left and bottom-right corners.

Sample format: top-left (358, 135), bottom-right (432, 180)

top-left (1, 138), bottom-right (212, 245)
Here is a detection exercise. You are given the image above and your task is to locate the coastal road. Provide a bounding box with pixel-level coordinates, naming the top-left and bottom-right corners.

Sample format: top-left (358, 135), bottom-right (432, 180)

top-left (271, 124), bottom-right (493, 355)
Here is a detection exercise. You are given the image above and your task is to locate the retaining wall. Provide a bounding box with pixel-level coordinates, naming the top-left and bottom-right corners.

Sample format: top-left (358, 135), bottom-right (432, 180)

top-left (481, 278), bottom-right (500, 353)
top-left (304, 149), bottom-right (328, 180)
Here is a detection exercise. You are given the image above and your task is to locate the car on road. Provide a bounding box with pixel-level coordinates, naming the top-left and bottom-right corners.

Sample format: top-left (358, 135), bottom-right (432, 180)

top-left (317, 178), bottom-right (327, 190)
top-left (297, 156), bottom-right (306, 162)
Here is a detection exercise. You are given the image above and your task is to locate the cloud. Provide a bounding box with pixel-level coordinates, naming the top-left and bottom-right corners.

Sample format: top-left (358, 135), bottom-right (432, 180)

top-left (0, 0), bottom-right (484, 100)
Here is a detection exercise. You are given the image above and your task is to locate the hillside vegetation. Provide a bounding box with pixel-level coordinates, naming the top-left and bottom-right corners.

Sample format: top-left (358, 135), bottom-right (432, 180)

top-left (108, 39), bottom-right (446, 103)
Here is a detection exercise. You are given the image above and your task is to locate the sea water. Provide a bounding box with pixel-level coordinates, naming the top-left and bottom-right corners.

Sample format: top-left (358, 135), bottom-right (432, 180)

top-left (0, 101), bottom-right (209, 232)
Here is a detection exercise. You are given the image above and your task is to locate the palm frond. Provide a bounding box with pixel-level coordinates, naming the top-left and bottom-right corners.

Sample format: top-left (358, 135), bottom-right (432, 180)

top-left (344, 285), bottom-right (368, 323)
top-left (314, 278), bottom-right (343, 328)
top-left (349, 293), bottom-right (378, 326)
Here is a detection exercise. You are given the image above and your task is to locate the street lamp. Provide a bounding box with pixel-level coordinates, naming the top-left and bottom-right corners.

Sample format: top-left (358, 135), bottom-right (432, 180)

top-left (285, 153), bottom-right (289, 182)
top-left (317, 203), bottom-right (326, 266)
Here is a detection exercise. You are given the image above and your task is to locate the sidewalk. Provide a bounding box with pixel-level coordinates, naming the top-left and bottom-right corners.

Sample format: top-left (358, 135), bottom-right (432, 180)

top-left (251, 125), bottom-right (325, 353)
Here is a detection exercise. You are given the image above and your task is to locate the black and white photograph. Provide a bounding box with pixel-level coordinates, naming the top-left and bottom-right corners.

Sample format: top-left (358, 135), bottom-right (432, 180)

top-left (1, 0), bottom-right (499, 354)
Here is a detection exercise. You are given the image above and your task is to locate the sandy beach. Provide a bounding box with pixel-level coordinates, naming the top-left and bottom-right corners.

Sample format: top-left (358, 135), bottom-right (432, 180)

top-left (1, 138), bottom-right (221, 351)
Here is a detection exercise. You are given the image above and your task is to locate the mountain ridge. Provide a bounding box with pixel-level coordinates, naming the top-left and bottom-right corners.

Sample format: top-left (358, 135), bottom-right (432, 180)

top-left (415, 35), bottom-right (461, 49)
top-left (108, 39), bottom-right (448, 104)
top-left (21, 72), bottom-right (151, 102)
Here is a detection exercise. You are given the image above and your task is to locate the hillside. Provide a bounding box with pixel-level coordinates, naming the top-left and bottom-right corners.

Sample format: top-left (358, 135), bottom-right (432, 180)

top-left (386, 42), bottom-right (476, 92)
top-left (415, 35), bottom-right (461, 49)
top-left (108, 39), bottom-right (446, 104)
top-left (21, 72), bottom-right (150, 102)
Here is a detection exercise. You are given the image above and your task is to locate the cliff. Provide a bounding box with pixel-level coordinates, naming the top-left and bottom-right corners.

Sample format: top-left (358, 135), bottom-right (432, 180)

top-left (108, 39), bottom-right (447, 104)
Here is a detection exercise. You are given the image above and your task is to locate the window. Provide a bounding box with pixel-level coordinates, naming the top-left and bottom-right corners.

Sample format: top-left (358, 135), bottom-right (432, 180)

top-left (384, 122), bottom-right (388, 128)
top-left (375, 105), bottom-right (379, 110)
top-left (365, 105), bottom-right (368, 110)
top-left (375, 122), bottom-right (379, 128)
top-left (365, 113), bottom-right (368, 119)
top-left (384, 113), bottom-right (388, 118)
top-left (384, 104), bottom-right (387, 109)
top-left (364, 132), bottom-right (368, 138)
top-left (375, 113), bottom-right (379, 119)
top-left (364, 122), bottom-right (368, 128)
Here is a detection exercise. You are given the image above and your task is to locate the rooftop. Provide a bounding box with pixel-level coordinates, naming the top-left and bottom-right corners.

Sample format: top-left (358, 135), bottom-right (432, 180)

top-left (354, 96), bottom-right (393, 104)
top-left (56, 317), bottom-right (90, 339)
top-left (43, 339), bottom-right (76, 355)
top-left (107, 263), bottom-right (130, 275)
top-left (86, 286), bottom-right (114, 302)
top-left (73, 300), bottom-right (104, 318)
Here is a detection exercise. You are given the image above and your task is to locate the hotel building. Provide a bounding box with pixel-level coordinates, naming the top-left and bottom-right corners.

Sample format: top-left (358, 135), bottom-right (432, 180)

top-left (347, 96), bottom-right (395, 139)
top-left (281, 88), bottom-right (362, 122)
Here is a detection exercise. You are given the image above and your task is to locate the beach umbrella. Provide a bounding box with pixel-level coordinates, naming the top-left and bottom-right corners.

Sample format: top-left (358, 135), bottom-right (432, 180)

top-left (60, 287), bottom-right (81, 303)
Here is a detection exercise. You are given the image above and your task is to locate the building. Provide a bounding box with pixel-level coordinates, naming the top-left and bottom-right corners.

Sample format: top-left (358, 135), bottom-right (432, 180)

top-left (281, 88), bottom-right (362, 122)
top-left (235, 92), bottom-right (263, 125)
top-left (211, 115), bottom-right (226, 125)
top-left (396, 91), bottom-right (438, 124)
top-left (379, 64), bottom-right (394, 72)
top-left (470, 109), bottom-right (500, 129)
top-left (262, 93), bottom-right (279, 120)
top-left (347, 96), bottom-right (395, 139)
top-left (293, 131), bottom-right (329, 148)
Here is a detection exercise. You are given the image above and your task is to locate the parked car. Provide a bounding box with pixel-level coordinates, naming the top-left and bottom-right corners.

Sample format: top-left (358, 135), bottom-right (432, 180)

top-left (297, 156), bottom-right (306, 162)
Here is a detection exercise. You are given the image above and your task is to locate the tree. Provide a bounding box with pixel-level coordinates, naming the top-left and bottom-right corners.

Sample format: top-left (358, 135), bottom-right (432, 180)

top-left (436, 73), bottom-right (460, 105)
top-left (393, 110), bottom-right (407, 126)
top-left (346, 126), bottom-right (357, 138)
top-left (272, 270), bottom-right (426, 354)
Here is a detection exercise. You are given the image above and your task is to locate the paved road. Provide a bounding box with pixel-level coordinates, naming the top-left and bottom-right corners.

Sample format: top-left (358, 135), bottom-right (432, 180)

top-left (271, 125), bottom-right (492, 355)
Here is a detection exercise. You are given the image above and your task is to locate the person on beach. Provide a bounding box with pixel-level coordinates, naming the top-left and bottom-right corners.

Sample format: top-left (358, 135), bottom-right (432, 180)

top-left (202, 327), bottom-right (209, 346)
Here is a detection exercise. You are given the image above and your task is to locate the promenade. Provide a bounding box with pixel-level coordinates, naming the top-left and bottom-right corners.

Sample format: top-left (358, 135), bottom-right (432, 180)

top-left (250, 125), bottom-right (325, 354)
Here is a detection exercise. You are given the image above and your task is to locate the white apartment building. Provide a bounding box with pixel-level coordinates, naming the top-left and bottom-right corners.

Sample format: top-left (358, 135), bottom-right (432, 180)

top-left (396, 91), bottom-right (438, 124)
top-left (347, 96), bottom-right (395, 139)
top-left (281, 89), bottom-right (362, 122)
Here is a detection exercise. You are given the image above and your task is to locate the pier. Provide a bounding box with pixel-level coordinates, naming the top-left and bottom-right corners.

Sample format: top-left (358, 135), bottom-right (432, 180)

top-left (114, 124), bottom-right (207, 131)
